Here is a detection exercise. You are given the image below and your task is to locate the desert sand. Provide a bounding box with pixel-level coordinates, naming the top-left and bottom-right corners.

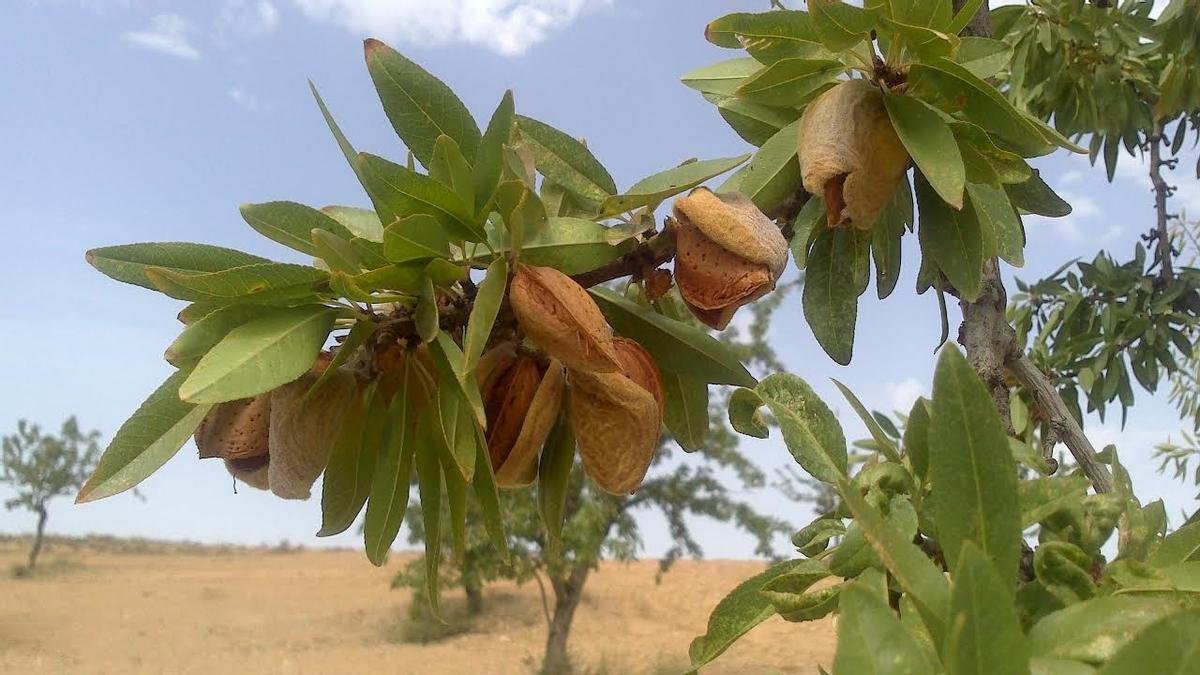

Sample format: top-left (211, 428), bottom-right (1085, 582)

top-left (0, 537), bottom-right (836, 674)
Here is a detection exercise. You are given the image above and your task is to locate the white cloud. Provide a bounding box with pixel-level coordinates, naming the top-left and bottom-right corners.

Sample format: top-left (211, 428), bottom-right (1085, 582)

top-left (291, 0), bottom-right (609, 56)
top-left (883, 377), bottom-right (924, 413)
top-left (228, 85), bottom-right (265, 111)
top-left (1059, 169), bottom-right (1084, 186)
top-left (216, 0), bottom-right (281, 40)
top-left (122, 13), bottom-right (201, 59)
top-left (1026, 189), bottom-right (1121, 243)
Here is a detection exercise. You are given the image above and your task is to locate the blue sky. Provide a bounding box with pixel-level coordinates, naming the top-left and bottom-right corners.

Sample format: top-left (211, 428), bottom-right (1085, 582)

top-left (2, 0), bottom-right (1197, 559)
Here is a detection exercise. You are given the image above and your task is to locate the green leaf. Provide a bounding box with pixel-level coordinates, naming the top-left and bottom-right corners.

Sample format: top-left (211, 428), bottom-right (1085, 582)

top-left (715, 97), bottom-right (799, 146)
top-left (945, 542), bottom-right (1030, 675)
top-left (873, 192), bottom-right (906, 299)
top-left (470, 420), bottom-right (508, 560)
top-left (688, 559), bottom-right (814, 671)
top-left (515, 115), bottom-right (616, 211)
top-left (662, 372), bottom-right (709, 451)
top-left (164, 305), bottom-right (264, 368)
top-left (947, 0), bottom-right (985, 35)
top-left (1096, 610), bottom-right (1200, 674)
top-left (461, 257), bottom-right (507, 377)
top-left (1006, 170), bottom-right (1072, 218)
top-left (311, 229), bottom-right (363, 274)
top-left (383, 214), bottom-right (451, 263)
top-left (144, 263), bottom-right (328, 304)
top-left (363, 361), bottom-right (421, 565)
top-left (704, 10), bottom-right (828, 63)
top-left (364, 38), bottom-right (480, 168)
top-left (832, 379), bottom-right (902, 463)
top-left (833, 575), bottom-right (938, 675)
top-left (598, 154), bottom-right (750, 217)
top-left (179, 305), bottom-right (336, 404)
top-left (718, 120), bottom-right (802, 212)
top-left (356, 152), bottom-right (482, 243)
top-left (423, 258), bottom-right (463, 288)
top-left (474, 90), bottom-right (515, 217)
top-left (903, 398), bottom-right (931, 482)
top-left (415, 277), bottom-right (439, 343)
top-left (415, 409), bottom-right (444, 616)
top-left (309, 80), bottom-right (362, 181)
top-left (733, 58), bottom-right (843, 106)
top-left (1149, 521), bottom-right (1200, 566)
top-left (916, 172), bottom-right (982, 301)
top-left (967, 182), bottom-right (1024, 266)
top-left (429, 332), bottom-right (486, 429)
top-left (728, 387), bottom-right (769, 439)
top-left (86, 243), bottom-right (269, 291)
top-left (430, 135), bottom-right (475, 209)
top-left (76, 368), bottom-right (213, 503)
top-left (681, 58), bottom-right (763, 97)
top-left (928, 345), bottom-right (1021, 581)
top-left (440, 429), bottom-right (468, 560)
top-left (803, 228), bottom-right (860, 365)
top-left (793, 518), bottom-right (845, 557)
top-left (590, 287), bottom-right (756, 387)
top-left (240, 201), bottom-right (355, 257)
top-left (433, 383), bottom-right (477, 482)
top-left (839, 479), bottom-right (951, 644)
top-left (954, 37), bottom-right (1012, 80)
top-left (1029, 596), bottom-right (1181, 664)
top-left (884, 19), bottom-right (958, 60)
top-left (317, 384), bottom-right (379, 536)
top-left (476, 217), bottom-right (632, 275)
top-left (321, 206), bottom-right (384, 242)
top-left (809, 0), bottom-right (874, 52)
top-left (950, 122), bottom-right (1032, 186)
top-left (756, 373), bottom-right (847, 483)
top-left (759, 560), bottom-right (833, 615)
top-left (911, 58), bottom-right (1053, 156)
top-left (537, 415), bottom-right (575, 546)
top-left (884, 92), bottom-right (965, 209)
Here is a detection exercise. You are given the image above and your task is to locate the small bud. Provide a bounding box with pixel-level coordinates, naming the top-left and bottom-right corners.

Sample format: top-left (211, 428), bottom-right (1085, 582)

top-left (799, 79), bottom-right (909, 230)
top-left (672, 188), bottom-right (789, 330)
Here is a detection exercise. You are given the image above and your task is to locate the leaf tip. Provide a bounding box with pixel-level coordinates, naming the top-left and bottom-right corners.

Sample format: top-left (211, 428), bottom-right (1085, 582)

top-left (363, 37), bottom-right (387, 58)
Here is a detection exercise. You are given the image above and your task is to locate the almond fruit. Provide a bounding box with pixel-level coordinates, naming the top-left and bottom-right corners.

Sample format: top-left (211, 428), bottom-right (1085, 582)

top-left (510, 264), bottom-right (621, 373)
top-left (799, 79), bottom-right (909, 230)
top-left (672, 188), bottom-right (789, 330)
top-left (195, 395), bottom-right (271, 461)
top-left (478, 343), bottom-right (565, 488)
top-left (267, 365), bottom-right (360, 500)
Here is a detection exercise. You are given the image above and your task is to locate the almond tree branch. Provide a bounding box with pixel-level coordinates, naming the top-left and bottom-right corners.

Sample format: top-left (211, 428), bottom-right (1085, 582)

top-left (1149, 119), bottom-right (1177, 284)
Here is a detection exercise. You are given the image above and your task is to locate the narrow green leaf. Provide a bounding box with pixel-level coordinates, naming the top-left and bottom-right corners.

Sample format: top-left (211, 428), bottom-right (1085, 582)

top-left (429, 332), bottom-right (486, 428)
top-left (688, 559), bottom-right (814, 671)
top-left (803, 228), bottom-right (860, 365)
top-left (1149, 521), bottom-right (1200, 567)
top-left (311, 229), bottom-right (363, 274)
top-left (415, 277), bottom-right (439, 343)
top-left (598, 154), bottom-right (751, 217)
top-left (356, 152), bottom-right (483, 243)
top-left (662, 371), bottom-right (710, 451)
top-left (321, 206), bottom-right (385, 243)
top-left (681, 58), bottom-right (763, 97)
top-left (307, 319), bottom-right (378, 398)
top-left (733, 57), bottom-right (842, 106)
top-left (728, 386), bottom-right (769, 439)
top-left (884, 93), bottom-right (965, 209)
top-left (470, 422), bottom-right (509, 560)
top-left (383, 214), bottom-right (451, 263)
top-left (832, 379), bottom-right (901, 462)
top-left (1096, 610), bottom-right (1200, 674)
top-left (929, 345), bottom-right (1022, 582)
top-left (474, 217), bottom-right (632, 275)
top-left (364, 38), bottom-right (481, 168)
top-left (537, 415), bottom-right (575, 546)
top-left (916, 172), bottom-right (982, 301)
top-left (440, 427), bottom-right (468, 560)
top-left (515, 115), bottom-right (616, 210)
top-left (944, 542), bottom-right (1030, 675)
top-left (415, 412), bottom-right (443, 616)
top-left (86, 243), bottom-right (269, 291)
top-left (756, 373), bottom-right (847, 483)
top-left (967, 183), bottom-right (1024, 266)
top-left (76, 368), bottom-right (213, 503)
top-left (954, 37), bottom-right (1012, 80)
top-left (144, 262), bottom-right (328, 304)
top-left (430, 135), bottom-right (475, 209)
top-left (164, 305), bottom-right (263, 368)
top-left (809, 0), bottom-right (873, 51)
top-left (318, 384), bottom-right (378, 536)
top-left (947, 0), bottom-right (985, 35)
top-left (475, 90), bottom-right (515, 217)
top-left (240, 201), bottom-right (355, 256)
top-left (704, 10), bottom-right (828, 63)
top-left (903, 398), bottom-right (931, 482)
top-left (715, 97), bottom-right (799, 146)
top-left (1029, 597), bottom-right (1180, 664)
top-left (718, 120), bottom-right (803, 212)
top-left (179, 305), bottom-right (336, 404)
top-left (1006, 170), bottom-right (1072, 218)
top-left (590, 287), bottom-right (756, 387)
top-left (839, 479), bottom-right (951, 644)
top-left (833, 575), bottom-right (938, 674)
top-left (363, 361), bottom-right (420, 565)
top-left (461, 257), bottom-right (507, 377)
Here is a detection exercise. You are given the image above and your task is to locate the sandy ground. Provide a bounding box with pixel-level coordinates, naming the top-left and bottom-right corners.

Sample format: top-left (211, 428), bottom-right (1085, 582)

top-left (0, 537), bottom-right (835, 675)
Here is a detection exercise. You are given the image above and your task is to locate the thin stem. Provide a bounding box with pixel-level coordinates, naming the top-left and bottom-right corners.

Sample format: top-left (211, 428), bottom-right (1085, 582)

top-left (1148, 121), bottom-right (1176, 284)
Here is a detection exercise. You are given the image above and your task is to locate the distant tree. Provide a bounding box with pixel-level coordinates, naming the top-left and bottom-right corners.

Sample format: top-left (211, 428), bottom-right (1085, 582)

top-left (1, 418), bottom-right (101, 572)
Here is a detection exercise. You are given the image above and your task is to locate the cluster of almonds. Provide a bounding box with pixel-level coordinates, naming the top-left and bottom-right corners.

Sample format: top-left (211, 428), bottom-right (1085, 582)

top-left (195, 353), bottom-right (359, 500)
top-left (196, 187), bottom-right (792, 498)
top-left (798, 79), bottom-right (910, 231)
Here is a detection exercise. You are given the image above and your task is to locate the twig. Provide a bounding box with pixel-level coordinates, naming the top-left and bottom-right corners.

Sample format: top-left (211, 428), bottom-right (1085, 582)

top-left (1148, 121), bottom-right (1177, 284)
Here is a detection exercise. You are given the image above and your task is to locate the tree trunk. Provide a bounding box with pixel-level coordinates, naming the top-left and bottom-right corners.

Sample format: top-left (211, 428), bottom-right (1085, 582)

top-left (541, 564), bottom-right (591, 675)
top-left (27, 505), bottom-right (48, 572)
top-left (464, 577), bottom-right (484, 615)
